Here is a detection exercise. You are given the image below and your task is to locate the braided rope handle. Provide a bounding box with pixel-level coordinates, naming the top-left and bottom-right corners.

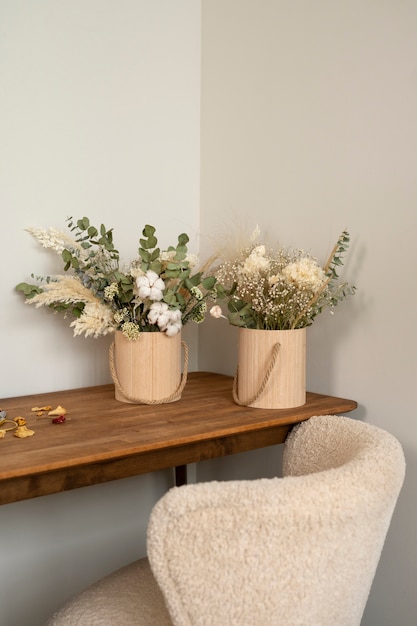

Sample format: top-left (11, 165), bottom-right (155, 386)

top-left (109, 338), bottom-right (189, 404)
top-left (232, 341), bottom-right (281, 406)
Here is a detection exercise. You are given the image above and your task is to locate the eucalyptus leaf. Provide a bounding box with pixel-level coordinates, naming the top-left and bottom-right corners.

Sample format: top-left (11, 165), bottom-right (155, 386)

top-left (77, 217), bottom-right (90, 231)
top-left (88, 226), bottom-right (98, 238)
top-left (202, 276), bottom-right (216, 289)
top-left (177, 233), bottom-right (189, 245)
top-left (15, 283), bottom-right (42, 297)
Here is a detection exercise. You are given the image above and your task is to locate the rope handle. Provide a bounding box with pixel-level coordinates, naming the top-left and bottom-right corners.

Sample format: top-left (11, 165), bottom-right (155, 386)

top-left (232, 341), bottom-right (281, 406)
top-left (109, 338), bottom-right (189, 404)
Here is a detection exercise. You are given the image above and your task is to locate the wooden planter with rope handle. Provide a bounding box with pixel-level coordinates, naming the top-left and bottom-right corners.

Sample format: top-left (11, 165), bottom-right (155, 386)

top-left (109, 330), bottom-right (188, 404)
top-left (234, 327), bottom-right (306, 409)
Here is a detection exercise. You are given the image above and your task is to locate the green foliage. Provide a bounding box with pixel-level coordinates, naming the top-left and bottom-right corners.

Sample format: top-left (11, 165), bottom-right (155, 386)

top-left (16, 282), bottom-right (42, 298)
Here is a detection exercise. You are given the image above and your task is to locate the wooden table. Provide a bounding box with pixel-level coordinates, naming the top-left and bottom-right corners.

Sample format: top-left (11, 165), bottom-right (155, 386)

top-left (0, 372), bottom-right (357, 505)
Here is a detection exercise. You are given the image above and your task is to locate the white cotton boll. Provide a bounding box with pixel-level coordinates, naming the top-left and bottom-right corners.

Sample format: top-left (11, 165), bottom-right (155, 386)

top-left (136, 270), bottom-right (165, 301)
top-left (147, 302), bottom-right (169, 325)
top-left (156, 311), bottom-right (171, 330)
top-left (165, 320), bottom-right (182, 336)
top-left (163, 309), bottom-right (182, 336)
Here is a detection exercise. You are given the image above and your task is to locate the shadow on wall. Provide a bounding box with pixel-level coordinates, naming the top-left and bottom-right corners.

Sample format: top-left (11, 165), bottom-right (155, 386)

top-left (197, 444), bottom-right (284, 483)
top-left (199, 316), bottom-right (239, 376)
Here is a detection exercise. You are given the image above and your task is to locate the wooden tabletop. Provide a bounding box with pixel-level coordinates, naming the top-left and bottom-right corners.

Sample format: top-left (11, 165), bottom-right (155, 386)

top-left (0, 372), bottom-right (357, 505)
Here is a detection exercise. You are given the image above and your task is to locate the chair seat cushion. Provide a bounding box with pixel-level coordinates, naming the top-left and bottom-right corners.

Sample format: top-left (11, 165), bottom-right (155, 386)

top-left (46, 557), bottom-right (173, 626)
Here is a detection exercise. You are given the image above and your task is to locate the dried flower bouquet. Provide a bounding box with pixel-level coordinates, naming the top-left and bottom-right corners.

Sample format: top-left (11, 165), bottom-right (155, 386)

top-left (17, 217), bottom-right (218, 339)
top-left (212, 229), bottom-right (356, 330)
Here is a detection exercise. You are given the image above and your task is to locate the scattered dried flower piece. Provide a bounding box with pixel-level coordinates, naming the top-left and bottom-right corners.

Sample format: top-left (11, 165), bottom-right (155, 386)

top-left (0, 430), bottom-right (6, 438)
top-left (48, 405), bottom-right (67, 416)
top-left (31, 406), bottom-right (52, 412)
top-left (52, 415), bottom-right (66, 424)
top-left (14, 417), bottom-right (27, 426)
top-left (14, 425), bottom-right (35, 438)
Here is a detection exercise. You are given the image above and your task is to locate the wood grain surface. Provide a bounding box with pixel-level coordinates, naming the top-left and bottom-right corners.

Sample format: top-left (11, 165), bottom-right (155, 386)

top-left (0, 372), bottom-right (357, 504)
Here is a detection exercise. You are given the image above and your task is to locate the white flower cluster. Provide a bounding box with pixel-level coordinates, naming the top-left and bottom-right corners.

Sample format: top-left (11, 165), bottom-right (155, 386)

top-left (281, 257), bottom-right (326, 291)
top-left (148, 302), bottom-right (182, 336)
top-left (241, 245), bottom-right (270, 275)
top-left (134, 270), bottom-right (182, 335)
top-left (136, 270), bottom-right (165, 301)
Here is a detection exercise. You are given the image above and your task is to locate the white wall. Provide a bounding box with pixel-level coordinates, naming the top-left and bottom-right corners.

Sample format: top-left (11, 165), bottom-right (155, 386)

top-left (199, 2), bottom-right (417, 625)
top-left (0, 2), bottom-right (201, 624)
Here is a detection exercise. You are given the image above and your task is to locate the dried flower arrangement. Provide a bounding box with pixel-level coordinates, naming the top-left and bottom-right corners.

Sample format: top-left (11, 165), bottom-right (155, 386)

top-left (211, 229), bottom-right (356, 330)
top-left (16, 217), bottom-right (219, 339)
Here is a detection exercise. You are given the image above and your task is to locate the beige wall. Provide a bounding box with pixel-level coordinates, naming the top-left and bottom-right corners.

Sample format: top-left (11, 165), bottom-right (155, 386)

top-left (0, 2), bottom-right (201, 624)
top-left (199, 2), bottom-right (417, 625)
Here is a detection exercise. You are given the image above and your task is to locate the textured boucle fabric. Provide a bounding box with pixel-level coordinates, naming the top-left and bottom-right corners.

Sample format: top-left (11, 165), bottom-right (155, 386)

top-left (147, 415), bottom-right (405, 626)
top-left (46, 558), bottom-right (173, 625)
top-left (45, 415), bottom-right (405, 626)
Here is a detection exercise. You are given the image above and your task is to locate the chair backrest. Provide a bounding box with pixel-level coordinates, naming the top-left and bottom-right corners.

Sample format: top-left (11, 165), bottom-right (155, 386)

top-left (147, 415), bottom-right (405, 626)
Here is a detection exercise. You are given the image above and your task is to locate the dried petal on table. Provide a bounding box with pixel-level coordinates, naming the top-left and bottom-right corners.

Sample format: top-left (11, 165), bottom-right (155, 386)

top-left (48, 406), bottom-right (67, 416)
top-left (14, 425), bottom-right (35, 438)
top-left (52, 415), bottom-right (67, 424)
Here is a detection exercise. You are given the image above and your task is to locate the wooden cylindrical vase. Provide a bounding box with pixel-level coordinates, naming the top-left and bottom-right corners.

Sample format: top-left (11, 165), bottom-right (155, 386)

top-left (235, 327), bottom-right (306, 409)
top-left (111, 330), bottom-right (185, 404)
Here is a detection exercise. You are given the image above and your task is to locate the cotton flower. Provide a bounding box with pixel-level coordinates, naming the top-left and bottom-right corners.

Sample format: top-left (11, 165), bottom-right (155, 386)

top-left (136, 270), bottom-right (165, 301)
top-left (147, 302), bottom-right (171, 327)
top-left (147, 302), bottom-right (182, 335)
top-left (161, 309), bottom-right (182, 337)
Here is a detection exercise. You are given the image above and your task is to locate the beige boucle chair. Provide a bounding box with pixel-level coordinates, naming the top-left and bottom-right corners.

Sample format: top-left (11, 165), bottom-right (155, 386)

top-left (46, 414), bottom-right (405, 626)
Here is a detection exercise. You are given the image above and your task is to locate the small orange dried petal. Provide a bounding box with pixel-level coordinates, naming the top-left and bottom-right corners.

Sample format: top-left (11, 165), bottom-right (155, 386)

top-left (14, 425), bottom-right (35, 438)
top-left (31, 406), bottom-right (52, 412)
top-left (48, 405), bottom-right (67, 416)
top-left (14, 417), bottom-right (27, 426)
